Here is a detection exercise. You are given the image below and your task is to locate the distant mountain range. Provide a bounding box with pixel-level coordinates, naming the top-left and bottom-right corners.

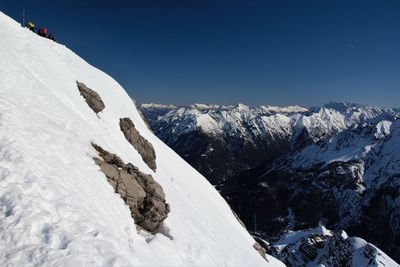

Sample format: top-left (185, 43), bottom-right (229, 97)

top-left (140, 102), bottom-right (393, 184)
top-left (140, 101), bottom-right (400, 264)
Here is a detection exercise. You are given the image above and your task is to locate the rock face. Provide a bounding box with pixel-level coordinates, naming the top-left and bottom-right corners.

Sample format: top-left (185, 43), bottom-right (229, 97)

top-left (268, 226), bottom-right (398, 267)
top-left (76, 81), bottom-right (105, 114)
top-left (253, 237), bottom-right (269, 260)
top-left (221, 119), bottom-right (400, 262)
top-left (92, 143), bottom-right (169, 232)
top-left (120, 117), bottom-right (157, 171)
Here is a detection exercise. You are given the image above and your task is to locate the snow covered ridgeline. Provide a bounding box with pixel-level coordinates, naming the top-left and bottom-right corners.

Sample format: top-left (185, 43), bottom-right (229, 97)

top-left (140, 101), bottom-right (391, 141)
top-left (268, 226), bottom-right (399, 267)
top-left (0, 11), bottom-right (283, 266)
top-left (139, 101), bottom-right (393, 184)
top-left (220, 117), bottom-right (400, 265)
top-left (139, 104), bottom-right (400, 265)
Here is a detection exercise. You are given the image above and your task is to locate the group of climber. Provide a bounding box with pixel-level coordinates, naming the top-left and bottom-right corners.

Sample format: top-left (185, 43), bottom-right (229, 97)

top-left (26, 21), bottom-right (56, 42)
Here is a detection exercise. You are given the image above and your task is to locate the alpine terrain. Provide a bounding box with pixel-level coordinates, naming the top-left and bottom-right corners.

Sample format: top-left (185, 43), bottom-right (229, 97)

top-left (222, 116), bottom-right (400, 265)
top-left (140, 102), bottom-right (400, 266)
top-left (140, 102), bottom-right (388, 184)
top-left (0, 12), bottom-right (284, 266)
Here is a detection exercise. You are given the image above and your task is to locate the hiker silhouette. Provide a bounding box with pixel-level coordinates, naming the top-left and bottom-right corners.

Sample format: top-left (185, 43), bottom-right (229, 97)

top-left (26, 21), bottom-right (35, 31)
top-left (38, 28), bottom-right (47, 38)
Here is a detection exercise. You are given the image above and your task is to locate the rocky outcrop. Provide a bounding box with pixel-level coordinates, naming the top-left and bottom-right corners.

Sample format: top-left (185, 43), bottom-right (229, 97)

top-left (77, 81), bottom-right (105, 114)
top-left (120, 118), bottom-right (157, 171)
top-left (253, 236), bottom-right (270, 261)
top-left (92, 143), bottom-right (169, 232)
top-left (253, 241), bottom-right (268, 260)
top-left (268, 227), bottom-right (398, 267)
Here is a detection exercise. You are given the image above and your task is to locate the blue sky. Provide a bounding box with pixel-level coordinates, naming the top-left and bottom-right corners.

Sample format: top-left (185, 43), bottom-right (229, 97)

top-left (1, 0), bottom-right (400, 107)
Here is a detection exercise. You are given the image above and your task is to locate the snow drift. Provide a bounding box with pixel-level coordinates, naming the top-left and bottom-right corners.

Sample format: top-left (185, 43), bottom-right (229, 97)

top-left (0, 12), bottom-right (282, 266)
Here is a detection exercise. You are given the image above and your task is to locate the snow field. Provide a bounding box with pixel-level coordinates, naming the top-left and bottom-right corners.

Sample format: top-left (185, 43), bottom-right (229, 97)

top-left (0, 11), bottom-right (282, 267)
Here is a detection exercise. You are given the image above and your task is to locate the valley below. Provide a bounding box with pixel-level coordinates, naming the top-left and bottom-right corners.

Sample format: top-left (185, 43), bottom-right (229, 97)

top-left (140, 102), bottom-right (400, 266)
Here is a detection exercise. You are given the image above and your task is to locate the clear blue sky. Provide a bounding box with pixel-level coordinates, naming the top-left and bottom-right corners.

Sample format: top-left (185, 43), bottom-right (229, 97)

top-left (1, 0), bottom-right (400, 107)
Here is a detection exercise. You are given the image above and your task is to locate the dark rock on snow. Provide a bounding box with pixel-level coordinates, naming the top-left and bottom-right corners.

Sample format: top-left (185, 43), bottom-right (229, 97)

top-left (92, 143), bottom-right (169, 233)
top-left (253, 236), bottom-right (269, 261)
top-left (120, 117), bottom-right (157, 171)
top-left (76, 81), bottom-right (105, 114)
top-left (253, 242), bottom-right (268, 260)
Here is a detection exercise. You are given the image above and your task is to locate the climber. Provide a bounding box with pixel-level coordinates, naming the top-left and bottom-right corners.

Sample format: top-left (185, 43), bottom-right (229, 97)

top-left (26, 21), bottom-right (35, 32)
top-left (38, 28), bottom-right (47, 38)
top-left (48, 33), bottom-right (56, 42)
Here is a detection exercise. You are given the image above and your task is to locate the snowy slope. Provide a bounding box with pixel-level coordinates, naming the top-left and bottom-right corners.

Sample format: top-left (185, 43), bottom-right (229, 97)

top-left (0, 12), bottom-right (283, 267)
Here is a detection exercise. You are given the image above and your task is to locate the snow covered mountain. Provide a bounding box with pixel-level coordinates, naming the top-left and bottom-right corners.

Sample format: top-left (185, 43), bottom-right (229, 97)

top-left (139, 103), bottom-right (400, 266)
top-left (221, 117), bottom-right (400, 264)
top-left (267, 226), bottom-right (398, 267)
top-left (0, 12), bottom-right (283, 266)
top-left (140, 101), bottom-right (390, 184)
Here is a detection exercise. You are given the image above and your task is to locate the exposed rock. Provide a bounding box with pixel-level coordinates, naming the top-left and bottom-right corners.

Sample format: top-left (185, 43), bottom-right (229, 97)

top-left (92, 143), bottom-right (169, 232)
top-left (268, 227), bottom-right (398, 267)
top-left (76, 81), bottom-right (105, 114)
top-left (120, 117), bottom-right (157, 171)
top-left (253, 241), bottom-right (268, 260)
top-left (253, 236), bottom-right (271, 261)
top-left (232, 209), bottom-right (271, 261)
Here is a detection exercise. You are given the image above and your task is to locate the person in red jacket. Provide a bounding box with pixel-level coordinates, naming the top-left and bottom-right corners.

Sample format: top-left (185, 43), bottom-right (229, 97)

top-left (38, 28), bottom-right (47, 38)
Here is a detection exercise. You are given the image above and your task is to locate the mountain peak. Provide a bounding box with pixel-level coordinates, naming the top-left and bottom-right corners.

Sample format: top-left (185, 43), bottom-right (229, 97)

top-left (235, 103), bottom-right (250, 111)
top-left (323, 101), bottom-right (364, 112)
top-left (189, 103), bottom-right (221, 110)
top-left (259, 105), bottom-right (308, 114)
top-left (140, 103), bottom-right (177, 109)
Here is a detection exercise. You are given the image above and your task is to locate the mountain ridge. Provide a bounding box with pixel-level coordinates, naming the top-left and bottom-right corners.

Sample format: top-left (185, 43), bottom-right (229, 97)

top-left (0, 11), bottom-right (282, 266)
top-left (140, 101), bottom-right (393, 184)
top-left (141, 102), bottom-right (400, 265)
top-left (222, 117), bottom-right (400, 264)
